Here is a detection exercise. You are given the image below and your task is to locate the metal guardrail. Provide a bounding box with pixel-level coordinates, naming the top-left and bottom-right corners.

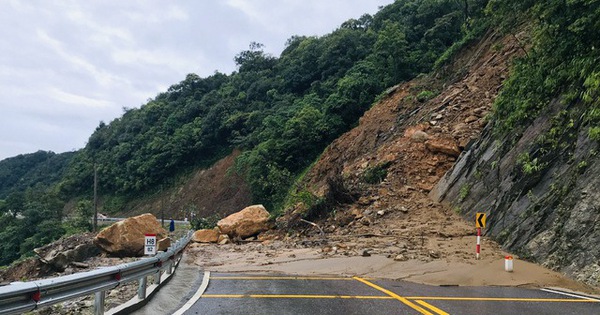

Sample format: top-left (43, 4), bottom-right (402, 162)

top-left (97, 218), bottom-right (191, 225)
top-left (0, 230), bottom-right (194, 315)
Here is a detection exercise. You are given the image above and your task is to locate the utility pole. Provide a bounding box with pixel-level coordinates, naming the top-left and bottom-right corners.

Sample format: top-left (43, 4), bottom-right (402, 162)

top-left (93, 162), bottom-right (98, 233)
top-left (161, 184), bottom-right (165, 227)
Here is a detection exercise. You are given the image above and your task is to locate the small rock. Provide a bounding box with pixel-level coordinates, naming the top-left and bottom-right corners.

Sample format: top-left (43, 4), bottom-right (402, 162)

top-left (218, 234), bottom-right (231, 245)
top-left (71, 262), bottom-right (89, 269)
top-left (361, 250), bottom-right (371, 257)
top-left (410, 130), bottom-right (430, 143)
top-left (429, 250), bottom-right (441, 259)
top-left (464, 116), bottom-right (478, 123)
top-left (377, 210), bottom-right (386, 216)
top-left (394, 254), bottom-right (409, 261)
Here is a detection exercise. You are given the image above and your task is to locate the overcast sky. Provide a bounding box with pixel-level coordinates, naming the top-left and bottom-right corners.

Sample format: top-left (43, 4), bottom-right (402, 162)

top-left (0, 0), bottom-right (392, 161)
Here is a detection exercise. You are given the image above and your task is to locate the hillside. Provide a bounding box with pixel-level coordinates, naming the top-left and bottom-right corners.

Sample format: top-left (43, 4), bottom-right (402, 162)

top-left (0, 150), bottom-right (74, 199)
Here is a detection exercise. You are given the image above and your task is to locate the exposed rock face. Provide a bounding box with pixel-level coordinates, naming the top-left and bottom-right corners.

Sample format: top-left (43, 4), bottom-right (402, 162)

top-left (432, 99), bottom-right (600, 287)
top-left (217, 205), bottom-right (271, 238)
top-left (192, 229), bottom-right (220, 243)
top-left (94, 213), bottom-right (168, 257)
top-left (34, 233), bottom-right (99, 271)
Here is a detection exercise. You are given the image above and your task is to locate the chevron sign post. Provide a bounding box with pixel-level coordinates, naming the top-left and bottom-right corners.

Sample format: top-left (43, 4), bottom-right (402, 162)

top-left (475, 213), bottom-right (486, 260)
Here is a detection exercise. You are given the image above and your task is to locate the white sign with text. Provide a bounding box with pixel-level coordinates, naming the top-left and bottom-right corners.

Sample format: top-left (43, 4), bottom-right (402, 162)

top-left (144, 234), bottom-right (157, 256)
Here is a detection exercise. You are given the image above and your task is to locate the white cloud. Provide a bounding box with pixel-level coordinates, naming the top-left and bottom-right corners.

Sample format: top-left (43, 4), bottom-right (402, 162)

top-left (48, 88), bottom-right (113, 109)
top-left (36, 29), bottom-right (130, 88)
top-left (0, 0), bottom-right (394, 160)
top-left (167, 6), bottom-right (189, 21)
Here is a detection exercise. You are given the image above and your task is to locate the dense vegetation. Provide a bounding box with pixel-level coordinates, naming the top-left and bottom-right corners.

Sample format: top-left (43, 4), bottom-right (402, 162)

top-left (57, 0), bottom-right (487, 213)
top-left (0, 0), bottom-right (489, 266)
top-left (491, 0), bottom-right (600, 139)
top-left (0, 150), bottom-right (74, 199)
top-left (487, 0), bottom-right (600, 185)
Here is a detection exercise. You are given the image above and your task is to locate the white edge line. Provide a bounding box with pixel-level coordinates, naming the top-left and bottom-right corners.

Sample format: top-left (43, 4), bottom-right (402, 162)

top-left (172, 271), bottom-right (211, 315)
top-left (541, 288), bottom-right (600, 302)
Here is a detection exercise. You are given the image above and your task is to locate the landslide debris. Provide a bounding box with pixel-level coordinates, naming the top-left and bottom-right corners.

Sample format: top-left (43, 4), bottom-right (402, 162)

top-left (276, 29), bottom-right (525, 264)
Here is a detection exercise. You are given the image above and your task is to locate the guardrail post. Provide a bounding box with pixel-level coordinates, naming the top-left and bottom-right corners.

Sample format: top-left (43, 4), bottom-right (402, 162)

top-left (94, 290), bottom-right (105, 315)
top-left (166, 260), bottom-right (173, 275)
top-left (138, 276), bottom-right (147, 299)
top-left (153, 270), bottom-right (161, 285)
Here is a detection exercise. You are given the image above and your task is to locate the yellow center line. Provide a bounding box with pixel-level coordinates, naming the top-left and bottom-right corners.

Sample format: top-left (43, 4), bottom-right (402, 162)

top-left (415, 300), bottom-right (450, 315)
top-left (210, 276), bottom-right (357, 280)
top-left (201, 294), bottom-right (600, 303)
top-left (406, 297), bottom-right (600, 303)
top-left (353, 276), bottom-right (435, 315)
top-left (202, 294), bottom-right (392, 299)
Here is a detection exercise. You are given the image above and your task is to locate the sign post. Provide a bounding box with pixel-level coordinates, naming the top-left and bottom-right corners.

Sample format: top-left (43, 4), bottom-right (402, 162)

top-left (475, 213), bottom-right (486, 260)
top-left (144, 234), bottom-right (157, 256)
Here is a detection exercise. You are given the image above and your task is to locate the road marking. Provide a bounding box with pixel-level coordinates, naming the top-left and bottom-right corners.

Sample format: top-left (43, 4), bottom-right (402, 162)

top-left (172, 271), bottom-right (211, 315)
top-left (202, 294), bottom-right (392, 299)
top-left (210, 276), bottom-right (356, 281)
top-left (541, 288), bottom-right (600, 302)
top-left (415, 300), bottom-right (450, 315)
top-left (353, 276), bottom-right (436, 315)
top-left (200, 294), bottom-right (600, 303)
top-left (406, 296), bottom-right (599, 302)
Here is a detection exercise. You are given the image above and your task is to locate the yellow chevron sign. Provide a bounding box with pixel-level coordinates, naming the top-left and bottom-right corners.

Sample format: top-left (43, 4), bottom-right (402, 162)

top-left (476, 213), bottom-right (486, 228)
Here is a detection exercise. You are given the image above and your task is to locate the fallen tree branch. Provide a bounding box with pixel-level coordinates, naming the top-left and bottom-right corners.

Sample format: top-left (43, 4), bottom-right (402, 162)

top-left (300, 219), bottom-right (325, 236)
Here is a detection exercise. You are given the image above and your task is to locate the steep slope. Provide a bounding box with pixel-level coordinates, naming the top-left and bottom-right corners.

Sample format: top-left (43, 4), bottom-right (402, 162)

top-left (118, 149), bottom-right (252, 220)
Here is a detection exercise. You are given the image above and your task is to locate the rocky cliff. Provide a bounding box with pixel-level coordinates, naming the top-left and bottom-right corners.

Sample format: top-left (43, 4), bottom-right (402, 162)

top-left (432, 98), bottom-right (600, 287)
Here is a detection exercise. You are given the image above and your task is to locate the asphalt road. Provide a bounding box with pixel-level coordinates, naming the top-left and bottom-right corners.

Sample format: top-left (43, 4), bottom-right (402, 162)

top-left (178, 273), bottom-right (600, 315)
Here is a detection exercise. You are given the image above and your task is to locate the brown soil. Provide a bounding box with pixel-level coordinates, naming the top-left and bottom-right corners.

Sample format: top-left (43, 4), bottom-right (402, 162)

top-left (125, 149), bottom-right (253, 220)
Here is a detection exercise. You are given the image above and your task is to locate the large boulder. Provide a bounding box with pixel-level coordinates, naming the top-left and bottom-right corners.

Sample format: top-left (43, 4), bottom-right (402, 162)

top-left (192, 229), bottom-right (219, 243)
top-left (217, 205), bottom-right (271, 238)
top-left (34, 233), bottom-right (100, 272)
top-left (94, 213), bottom-right (169, 257)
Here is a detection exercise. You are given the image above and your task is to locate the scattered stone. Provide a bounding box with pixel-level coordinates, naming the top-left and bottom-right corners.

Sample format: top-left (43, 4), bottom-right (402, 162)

top-left (361, 250), bottom-right (371, 257)
top-left (410, 130), bottom-right (430, 143)
top-left (71, 262), bottom-right (89, 269)
top-left (377, 210), bottom-right (386, 216)
top-left (464, 115), bottom-right (479, 123)
top-left (429, 250), bottom-right (441, 259)
top-left (34, 233), bottom-right (99, 272)
top-left (218, 234), bottom-right (231, 245)
top-left (424, 138), bottom-right (461, 157)
top-left (358, 196), bottom-right (372, 206)
top-left (394, 254), bottom-right (409, 261)
top-left (360, 217), bottom-right (372, 226)
top-left (158, 237), bottom-right (171, 251)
